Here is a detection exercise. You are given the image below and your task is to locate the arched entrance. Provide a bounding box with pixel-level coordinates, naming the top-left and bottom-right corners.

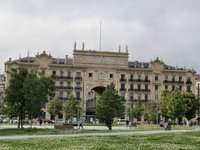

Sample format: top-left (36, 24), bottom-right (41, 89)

top-left (86, 86), bottom-right (105, 122)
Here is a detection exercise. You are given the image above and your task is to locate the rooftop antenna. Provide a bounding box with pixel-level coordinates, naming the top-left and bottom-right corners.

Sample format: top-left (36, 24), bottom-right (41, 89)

top-left (99, 20), bottom-right (102, 51)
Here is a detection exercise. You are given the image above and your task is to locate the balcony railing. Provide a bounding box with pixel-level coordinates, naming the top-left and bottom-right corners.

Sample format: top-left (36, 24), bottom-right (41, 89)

top-left (56, 76), bottom-right (73, 80)
top-left (74, 87), bottom-right (82, 90)
top-left (186, 81), bottom-right (192, 84)
top-left (120, 88), bottom-right (126, 91)
top-left (129, 79), bottom-right (150, 83)
top-left (163, 80), bottom-right (184, 84)
top-left (120, 78), bottom-right (127, 82)
top-left (75, 77), bottom-right (82, 80)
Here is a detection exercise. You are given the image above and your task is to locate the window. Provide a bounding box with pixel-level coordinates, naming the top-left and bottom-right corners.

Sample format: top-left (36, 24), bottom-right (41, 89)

top-left (145, 75), bottom-right (148, 81)
top-left (60, 71), bottom-right (64, 77)
top-left (121, 93), bottom-right (125, 101)
top-left (76, 92), bottom-right (81, 100)
top-left (60, 82), bottom-right (64, 87)
top-left (165, 85), bottom-right (168, 90)
top-left (165, 75), bottom-right (168, 80)
top-left (76, 82), bottom-right (81, 88)
top-left (130, 74), bottom-right (133, 79)
top-left (179, 86), bottom-right (182, 90)
top-left (110, 74), bottom-right (113, 79)
top-left (155, 85), bottom-right (158, 90)
top-left (89, 73), bottom-right (93, 77)
top-left (172, 76), bottom-right (175, 82)
top-left (41, 70), bottom-right (45, 76)
top-left (130, 84), bottom-right (133, 90)
top-left (172, 85), bottom-right (175, 91)
top-left (145, 85), bottom-right (148, 90)
top-left (121, 84), bottom-right (125, 90)
top-left (67, 82), bottom-right (71, 87)
top-left (121, 74), bottom-right (125, 79)
top-left (187, 86), bottom-right (191, 92)
top-left (138, 84), bottom-right (141, 91)
top-left (138, 74), bottom-right (141, 79)
top-left (76, 72), bottom-right (81, 77)
top-left (67, 72), bottom-right (71, 77)
top-left (52, 71), bottom-right (56, 76)
top-left (155, 75), bottom-right (158, 81)
top-left (179, 76), bottom-right (182, 82)
top-left (145, 94), bottom-right (148, 102)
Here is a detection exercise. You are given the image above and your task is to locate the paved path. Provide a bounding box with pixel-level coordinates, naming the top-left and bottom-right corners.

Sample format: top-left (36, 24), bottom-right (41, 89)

top-left (0, 128), bottom-right (199, 140)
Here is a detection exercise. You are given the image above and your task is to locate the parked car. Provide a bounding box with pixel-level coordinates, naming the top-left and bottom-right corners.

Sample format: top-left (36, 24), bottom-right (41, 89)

top-left (117, 119), bottom-right (126, 124)
top-left (10, 117), bottom-right (18, 124)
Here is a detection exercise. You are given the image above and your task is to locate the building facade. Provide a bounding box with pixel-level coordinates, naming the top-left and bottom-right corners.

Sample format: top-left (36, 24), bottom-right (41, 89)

top-left (0, 74), bottom-right (5, 96)
top-left (5, 46), bottom-right (196, 121)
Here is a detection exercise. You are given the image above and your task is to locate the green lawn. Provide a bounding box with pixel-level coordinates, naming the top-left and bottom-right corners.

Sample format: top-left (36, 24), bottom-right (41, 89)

top-left (0, 124), bottom-right (194, 136)
top-left (0, 131), bottom-right (200, 150)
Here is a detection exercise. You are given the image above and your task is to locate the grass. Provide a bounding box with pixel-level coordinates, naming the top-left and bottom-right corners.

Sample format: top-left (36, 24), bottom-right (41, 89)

top-left (0, 124), bottom-right (194, 136)
top-left (0, 131), bottom-right (200, 149)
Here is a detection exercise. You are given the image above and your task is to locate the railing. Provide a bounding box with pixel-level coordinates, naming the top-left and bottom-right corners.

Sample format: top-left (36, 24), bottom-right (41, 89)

top-left (75, 77), bottom-right (82, 80)
top-left (120, 78), bottom-right (127, 82)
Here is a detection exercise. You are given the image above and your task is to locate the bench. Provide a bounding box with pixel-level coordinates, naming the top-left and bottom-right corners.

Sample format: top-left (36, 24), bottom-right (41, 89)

top-left (54, 124), bottom-right (74, 130)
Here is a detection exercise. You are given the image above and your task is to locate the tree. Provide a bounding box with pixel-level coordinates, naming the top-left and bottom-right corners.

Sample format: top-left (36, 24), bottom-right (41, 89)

top-left (5, 68), bottom-right (55, 128)
top-left (144, 100), bottom-right (157, 124)
top-left (23, 73), bottom-right (47, 127)
top-left (182, 92), bottom-right (199, 120)
top-left (133, 100), bottom-right (145, 122)
top-left (96, 83), bottom-right (124, 130)
top-left (0, 93), bottom-right (6, 119)
top-left (63, 95), bottom-right (81, 123)
top-left (5, 68), bottom-right (29, 128)
top-left (159, 90), bottom-right (171, 119)
top-left (46, 99), bottom-right (63, 120)
top-left (167, 88), bottom-right (185, 123)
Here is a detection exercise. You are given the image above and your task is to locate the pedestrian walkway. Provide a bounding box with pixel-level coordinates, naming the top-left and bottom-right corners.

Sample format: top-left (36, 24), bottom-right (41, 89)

top-left (0, 129), bottom-right (199, 140)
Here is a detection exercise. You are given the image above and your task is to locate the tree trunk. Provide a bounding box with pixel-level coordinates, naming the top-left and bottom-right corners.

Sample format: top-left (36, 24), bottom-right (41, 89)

top-left (107, 124), bottom-right (112, 130)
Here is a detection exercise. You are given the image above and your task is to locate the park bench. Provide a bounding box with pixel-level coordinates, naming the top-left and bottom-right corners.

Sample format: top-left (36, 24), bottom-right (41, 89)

top-left (54, 124), bottom-right (75, 130)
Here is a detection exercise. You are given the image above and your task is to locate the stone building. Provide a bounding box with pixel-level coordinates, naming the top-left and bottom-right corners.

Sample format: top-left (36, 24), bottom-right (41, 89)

top-left (4, 46), bottom-right (196, 122)
top-left (0, 74), bottom-right (5, 96)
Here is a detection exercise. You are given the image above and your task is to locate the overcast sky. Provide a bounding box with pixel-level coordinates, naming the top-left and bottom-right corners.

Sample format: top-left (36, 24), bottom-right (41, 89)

top-left (0, 0), bottom-right (200, 73)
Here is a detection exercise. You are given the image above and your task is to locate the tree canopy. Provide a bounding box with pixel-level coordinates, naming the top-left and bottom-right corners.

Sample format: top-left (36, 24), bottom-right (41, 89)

top-left (5, 68), bottom-right (55, 128)
top-left (96, 83), bottom-right (124, 130)
top-left (63, 95), bottom-right (81, 123)
top-left (167, 88), bottom-right (185, 120)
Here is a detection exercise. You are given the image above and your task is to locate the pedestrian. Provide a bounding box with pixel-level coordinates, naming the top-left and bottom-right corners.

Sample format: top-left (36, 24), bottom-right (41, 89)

top-left (39, 118), bottom-right (43, 126)
top-left (126, 120), bottom-right (129, 127)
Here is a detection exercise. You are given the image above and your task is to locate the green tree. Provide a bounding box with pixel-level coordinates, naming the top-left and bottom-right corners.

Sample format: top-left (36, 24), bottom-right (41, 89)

top-left (167, 88), bottom-right (185, 123)
top-left (0, 93), bottom-right (6, 119)
top-left (159, 90), bottom-right (171, 119)
top-left (96, 83), bottom-right (124, 130)
top-left (144, 100), bottom-right (157, 124)
top-left (63, 95), bottom-right (81, 123)
top-left (133, 100), bottom-right (145, 122)
top-left (5, 68), bottom-right (29, 128)
top-left (23, 73), bottom-right (47, 127)
top-left (5, 68), bottom-right (55, 128)
top-left (182, 92), bottom-right (199, 120)
top-left (46, 99), bottom-right (63, 120)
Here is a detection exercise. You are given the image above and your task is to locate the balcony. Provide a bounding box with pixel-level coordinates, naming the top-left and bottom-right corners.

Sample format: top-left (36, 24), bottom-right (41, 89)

top-left (120, 88), bottom-right (126, 91)
top-left (74, 87), bottom-right (82, 90)
top-left (66, 86), bottom-right (73, 90)
top-left (56, 86), bottom-right (67, 90)
top-left (75, 76), bottom-right (82, 80)
top-left (56, 76), bottom-right (73, 80)
top-left (186, 81), bottom-right (192, 84)
top-left (120, 78), bottom-right (127, 82)
top-left (128, 88), bottom-right (134, 91)
top-left (129, 79), bottom-right (150, 83)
